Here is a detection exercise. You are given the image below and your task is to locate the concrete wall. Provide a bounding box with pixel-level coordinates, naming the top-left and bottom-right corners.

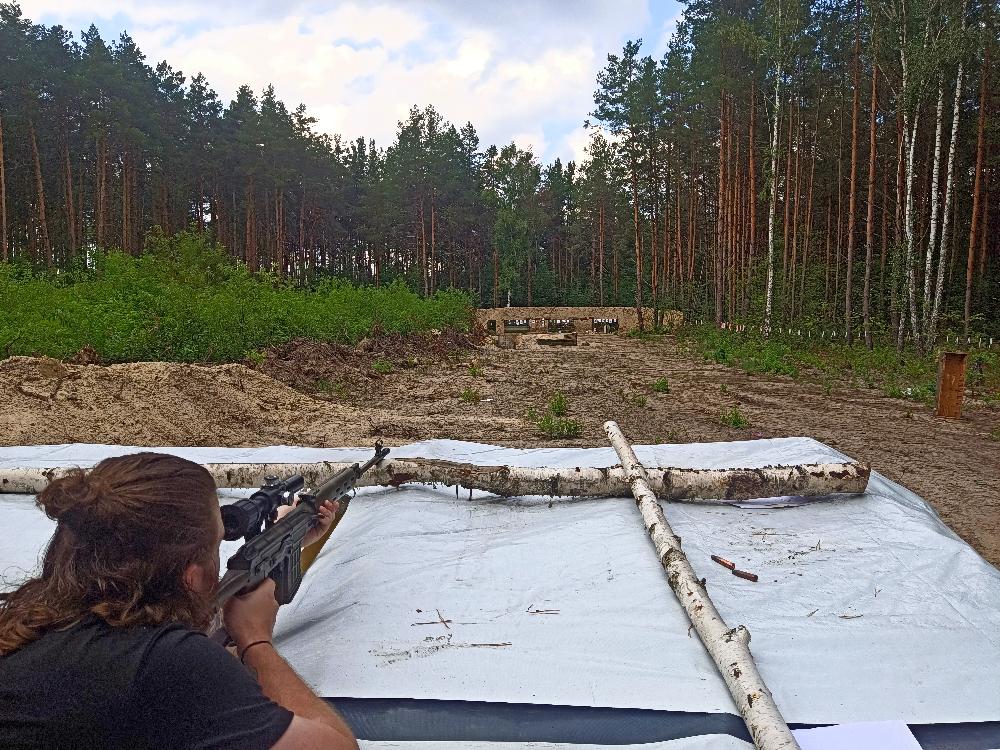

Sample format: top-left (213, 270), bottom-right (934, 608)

top-left (475, 306), bottom-right (682, 334)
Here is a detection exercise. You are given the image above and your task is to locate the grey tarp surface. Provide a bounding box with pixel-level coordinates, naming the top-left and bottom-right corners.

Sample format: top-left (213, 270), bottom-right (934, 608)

top-left (1, 438), bottom-right (999, 737)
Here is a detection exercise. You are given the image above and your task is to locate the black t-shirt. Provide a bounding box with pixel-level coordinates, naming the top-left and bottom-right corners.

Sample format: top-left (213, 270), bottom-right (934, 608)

top-left (0, 615), bottom-right (293, 749)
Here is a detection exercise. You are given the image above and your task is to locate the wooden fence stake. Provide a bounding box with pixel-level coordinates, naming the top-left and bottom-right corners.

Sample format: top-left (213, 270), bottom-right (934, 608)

top-left (936, 351), bottom-right (967, 418)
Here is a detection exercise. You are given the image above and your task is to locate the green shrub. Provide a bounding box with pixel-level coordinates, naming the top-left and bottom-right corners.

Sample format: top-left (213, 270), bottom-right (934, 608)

top-left (720, 405), bottom-right (751, 429)
top-left (371, 359), bottom-right (393, 375)
top-left (459, 387), bottom-right (481, 403)
top-left (652, 377), bottom-right (670, 393)
top-left (537, 414), bottom-right (582, 438)
top-left (0, 229), bottom-right (474, 363)
top-left (468, 364), bottom-right (484, 377)
top-left (548, 391), bottom-right (569, 417)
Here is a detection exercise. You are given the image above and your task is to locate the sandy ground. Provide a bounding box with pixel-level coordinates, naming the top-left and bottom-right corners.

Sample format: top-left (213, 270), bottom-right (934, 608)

top-left (1, 333), bottom-right (997, 566)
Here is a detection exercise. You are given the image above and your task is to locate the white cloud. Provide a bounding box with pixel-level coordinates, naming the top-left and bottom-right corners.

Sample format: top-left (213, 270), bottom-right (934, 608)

top-left (565, 125), bottom-right (594, 165)
top-left (18, 0), bottom-right (652, 163)
top-left (652, 7), bottom-right (685, 59)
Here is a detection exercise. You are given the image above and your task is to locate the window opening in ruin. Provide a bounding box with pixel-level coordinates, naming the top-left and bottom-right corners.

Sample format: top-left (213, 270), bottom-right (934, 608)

top-left (593, 318), bottom-right (619, 333)
top-left (547, 319), bottom-right (574, 333)
top-left (503, 319), bottom-right (531, 333)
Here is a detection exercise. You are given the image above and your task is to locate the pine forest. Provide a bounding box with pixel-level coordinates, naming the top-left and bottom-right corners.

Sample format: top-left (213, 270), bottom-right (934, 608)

top-left (0, 0), bottom-right (997, 347)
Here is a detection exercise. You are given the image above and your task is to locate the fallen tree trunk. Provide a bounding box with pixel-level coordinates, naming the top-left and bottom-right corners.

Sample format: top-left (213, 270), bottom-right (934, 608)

top-left (1, 456), bottom-right (869, 501)
top-left (604, 421), bottom-right (800, 750)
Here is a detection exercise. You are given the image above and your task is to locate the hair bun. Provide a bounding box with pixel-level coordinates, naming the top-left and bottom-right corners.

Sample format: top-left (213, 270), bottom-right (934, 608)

top-left (37, 469), bottom-right (108, 528)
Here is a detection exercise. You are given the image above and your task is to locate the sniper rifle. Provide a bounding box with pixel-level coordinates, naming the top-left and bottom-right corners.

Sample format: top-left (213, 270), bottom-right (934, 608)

top-left (213, 442), bottom-right (390, 608)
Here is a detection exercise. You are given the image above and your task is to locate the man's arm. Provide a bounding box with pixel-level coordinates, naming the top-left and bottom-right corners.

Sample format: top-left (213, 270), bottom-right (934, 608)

top-left (242, 642), bottom-right (357, 748)
top-left (224, 578), bottom-right (359, 750)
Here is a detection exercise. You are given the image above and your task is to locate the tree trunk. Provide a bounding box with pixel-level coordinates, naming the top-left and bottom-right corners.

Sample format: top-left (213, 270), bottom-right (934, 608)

top-left (845, 2), bottom-right (861, 344)
top-left (599, 200), bottom-right (606, 306)
top-left (419, 197), bottom-right (427, 296)
top-left (245, 175), bottom-right (257, 271)
top-left (430, 193), bottom-right (436, 294)
top-left (121, 147), bottom-right (130, 254)
top-left (964, 50), bottom-right (988, 335)
top-left (632, 164), bottom-right (644, 329)
top-left (789, 103), bottom-right (802, 320)
top-left (891, 110), bottom-right (904, 346)
top-left (0, 456), bottom-right (871, 506)
top-left (29, 120), bottom-right (52, 267)
top-left (63, 138), bottom-right (76, 258)
top-left (922, 77), bottom-right (946, 341)
top-left (604, 421), bottom-right (802, 750)
top-left (799, 130), bottom-right (816, 318)
top-left (748, 81), bottom-right (757, 285)
top-left (764, 58), bottom-right (782, 332)
top-left (781, 102), bottom-right (794, 305)
top-left (929, 46), bottom-right (965, 344)
top-left (862, 49), bottom-right (878, 349)
top-left (0, 113), bottom-right (7, 262)
top-left (902, 93), bottom-right (920, 347)
top-left (96, 135), bottom-right (107, 249)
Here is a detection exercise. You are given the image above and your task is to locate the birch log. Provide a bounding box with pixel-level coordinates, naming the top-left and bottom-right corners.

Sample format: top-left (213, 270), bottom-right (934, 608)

top-left (0, 457), bottom-right (869, 500)
top-left (604, 420), bottom-right (800, 750)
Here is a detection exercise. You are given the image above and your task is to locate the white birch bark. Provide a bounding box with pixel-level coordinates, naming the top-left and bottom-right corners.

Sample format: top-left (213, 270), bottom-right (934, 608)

top-left (929, 21), bottom-right (965, 343)
top-left (903, 106), bottom-right (921, 345)
top-left (922, 78), bottom-right (946, 340)
top-left (604, 421), bottom-right (800, 750)
top-left (764, 0), bottom-right (783, 334)
top-left (0, 458), bottom-right (870, 500)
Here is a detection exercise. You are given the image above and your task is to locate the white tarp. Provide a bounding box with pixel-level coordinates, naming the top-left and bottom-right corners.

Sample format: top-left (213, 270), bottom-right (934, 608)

top-left (2, 438), bottom-right (999, 729)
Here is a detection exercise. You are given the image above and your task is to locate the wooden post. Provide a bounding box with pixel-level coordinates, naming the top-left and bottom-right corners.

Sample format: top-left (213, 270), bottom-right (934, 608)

top-left (936, 351), bottom-right (967, 418)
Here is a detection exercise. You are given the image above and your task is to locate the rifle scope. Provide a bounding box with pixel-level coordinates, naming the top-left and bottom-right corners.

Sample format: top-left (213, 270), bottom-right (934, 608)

top-left (221, 474), bottom-right (305, 541)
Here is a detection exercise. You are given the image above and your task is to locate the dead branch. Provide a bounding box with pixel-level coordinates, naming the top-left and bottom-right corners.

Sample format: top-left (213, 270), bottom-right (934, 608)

top-left (0, 455), bottom-right (869, 501)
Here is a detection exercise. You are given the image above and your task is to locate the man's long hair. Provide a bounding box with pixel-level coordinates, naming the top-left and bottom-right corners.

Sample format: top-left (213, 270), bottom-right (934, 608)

top-left (0, 453), bottom-right (219, 656)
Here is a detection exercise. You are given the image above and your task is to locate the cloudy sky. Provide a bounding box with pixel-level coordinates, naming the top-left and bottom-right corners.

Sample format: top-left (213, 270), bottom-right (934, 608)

top-left (19, 0), bottom-right (683, 164)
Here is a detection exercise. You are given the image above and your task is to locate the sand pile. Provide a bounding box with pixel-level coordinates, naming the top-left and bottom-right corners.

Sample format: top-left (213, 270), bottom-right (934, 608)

top-left (0, 356), bottom-right (518, 448)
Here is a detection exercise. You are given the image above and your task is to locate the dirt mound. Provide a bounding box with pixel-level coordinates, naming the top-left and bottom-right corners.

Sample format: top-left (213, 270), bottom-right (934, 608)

top-left (0, 355), bottom-right (519, 448)
top-left (254, 330), bottom-right (481, 392)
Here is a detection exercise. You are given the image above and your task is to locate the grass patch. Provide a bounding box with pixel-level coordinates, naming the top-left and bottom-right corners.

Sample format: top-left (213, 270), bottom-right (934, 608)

top-left (371, 359), bottom-right (393, 375)
top-left (535, 391), bottom-right (581, 438)
top-left (720, 405), bottom-right (751, 429)
top-left (652, 377), bottom-right (670, 393)
top-left (314, 378), bottom-right (349, 399)
top-left (620, 390), bottom-right (647, 407)
top-left (468, 363), bottom-right (484, 377)
top-left (537, 414), bottom-right (582, 438)
top-left (677, 323), bottom-right (1000, 403)
top-left (0, 229), bottom-right (473, 363)
top-left (459, 386), bottom-right (481, 403)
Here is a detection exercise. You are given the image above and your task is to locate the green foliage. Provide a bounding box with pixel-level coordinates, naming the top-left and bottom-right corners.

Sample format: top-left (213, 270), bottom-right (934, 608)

top-left (535, 390), bottom-right (581, 438)
top-left (676, 324), bottom-right (998, 405)
top-left (459, 387), bottom-right (481, 403)
top-left (0, 231), bottom-right (473, 363)
top-left (371, 359), bottom-right (393, 375)
top-left (652, 377), bottom-right (670, 393)
top-left (720, 405), bottom-right (751, 429)
top-left (244, 349), bottom-right (266, 366)
top-left (537, 414), bottom-right (583, 438)
top-left (548, 391), bottom-right (569, 417)
top-left (619, 389), bottom-right (647, 407)
top-left (468, 364), bottom-right (484, 377)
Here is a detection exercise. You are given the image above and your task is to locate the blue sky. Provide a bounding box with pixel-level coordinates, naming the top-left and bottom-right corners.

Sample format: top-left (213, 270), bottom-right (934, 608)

top-left (20, 0), bottom-right (684, 164)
